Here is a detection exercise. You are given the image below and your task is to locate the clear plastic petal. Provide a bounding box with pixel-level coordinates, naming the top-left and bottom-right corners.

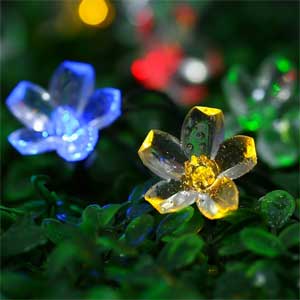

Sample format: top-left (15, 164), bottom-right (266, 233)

top-left (223, 66), bottom-right (270, 132)
top-left (256, 55), bottom-right (296, 106)
top-left (6, 81), bottom-right (54, 132)
top-left (257, 110), bottom-right (299, 168)
top-left (223, 66), bottom-right (255, 117)
top-left (215, 135), bottom-right (257, 180)
top-left (83, 88), bottom-right (122, 129)
top-left (181, 106), bottom-right (224, 159)
top-left (56, 126), bottom-right (99, 162)
top-left (145, 180), bottom-right (199, 214)
top-left (8, 128), bottom-right (56, 155)
top-left (49, 61), bottom-right (95, 115)
top-left (51, 106), bottom-right (81, 136)
top-left (138, 130), bottom-right (187, 180)
top-left (196, 176), bottom-right (238, 219)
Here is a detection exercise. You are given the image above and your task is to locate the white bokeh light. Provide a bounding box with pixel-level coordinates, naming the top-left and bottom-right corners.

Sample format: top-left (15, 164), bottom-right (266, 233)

top-left (179, 58), bottom-right (209, 84)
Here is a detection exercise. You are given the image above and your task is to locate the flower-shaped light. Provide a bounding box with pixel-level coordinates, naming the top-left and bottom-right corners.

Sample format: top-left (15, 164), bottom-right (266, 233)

top-left (6, 61), bottom-right (121, 161)
top-left (138, 106), bottom-right (257, 219)
top-left (223, 55), bottom-right (298, 168)
top-left (223, 55), bottom-right (296, 132)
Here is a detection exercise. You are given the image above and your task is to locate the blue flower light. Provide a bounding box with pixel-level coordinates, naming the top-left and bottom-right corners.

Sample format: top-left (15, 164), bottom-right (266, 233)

top-left (6, 61), bottom-right (122, 161)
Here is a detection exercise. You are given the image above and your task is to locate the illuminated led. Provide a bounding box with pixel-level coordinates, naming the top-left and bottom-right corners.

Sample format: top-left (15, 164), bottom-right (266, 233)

top-left (227, 68), bottom-right (238, 83)
top-left (42, 93), bottom-right (50, 101)
top-left (276, 58), bottom-right (291, 73)
top-left (139, 106), bottom-right (257, 219)
top-left (272, 83), bottom-right (281, 96)
top-left (6, 61), bottom-right (122, 162)
top-left (131, 44), bottom-right (183, 89)
top-left (252, 88), bottom-right (265, 101)
top-left (33, 119), bottom-right (46, 132)
top-left (78, 0), bottom-right (112, 26)
top-left (179, 58), bottom-right (208, 84)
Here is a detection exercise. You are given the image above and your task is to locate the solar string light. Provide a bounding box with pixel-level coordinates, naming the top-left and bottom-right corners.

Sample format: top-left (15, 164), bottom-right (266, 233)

top-left (128, 1), bottom-right (223, 106)
top-left (6, 61), bottom-right (122, 162)
top-left (223, 55), bottom-right (298, 168)
top-left (138, 106), bottom-right (257, 219)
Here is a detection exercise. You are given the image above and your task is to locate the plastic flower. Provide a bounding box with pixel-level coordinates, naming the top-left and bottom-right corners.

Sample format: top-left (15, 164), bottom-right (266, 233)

top-left (6, 61), bottom-right (122, 162)
top-left (223, 55), bottom-right (298, 168)
top-left (223, 55), bottom-right (296, 132)
top-left (138, 106), bottom-right (257, 219)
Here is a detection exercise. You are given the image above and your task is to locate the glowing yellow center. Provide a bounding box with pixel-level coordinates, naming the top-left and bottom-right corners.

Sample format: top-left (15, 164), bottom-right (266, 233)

top-left (78, 0), bottom-right (109, 26)
top-left (183, 155), bottom-right (219, 191)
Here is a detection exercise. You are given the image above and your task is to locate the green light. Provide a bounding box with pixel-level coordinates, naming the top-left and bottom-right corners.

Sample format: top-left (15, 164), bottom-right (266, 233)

top-left (276, 58), bottom-right (291, 73)
top-left (227, 68), bottom-right (238, 83)
top-left (272, 83), bottom-right (281, 96)
top-left (238, 113), bottom-right (262, 131)
top-left (278, 155), bottom-right (294, 166)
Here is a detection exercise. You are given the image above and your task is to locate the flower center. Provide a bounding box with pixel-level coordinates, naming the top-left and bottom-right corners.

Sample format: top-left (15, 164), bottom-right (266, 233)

top-left (182, 154), bottom-right (219, 191)
top-left (51, 106), bottom-right (81, 138)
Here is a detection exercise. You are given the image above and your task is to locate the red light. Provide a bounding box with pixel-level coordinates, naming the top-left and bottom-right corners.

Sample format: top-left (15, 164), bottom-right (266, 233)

top-left (131, 44), bottom-right (183, 89)
top-left (283, 70), bottom-right (297, 82)
top-left (174, 4), bottom-right (198, 28)
top-left (180, 85), bottom-right (208, 105)
top-left (136, 8), bottom-right (154, 36)
top-left (206, 50), bottom-right (224, 76)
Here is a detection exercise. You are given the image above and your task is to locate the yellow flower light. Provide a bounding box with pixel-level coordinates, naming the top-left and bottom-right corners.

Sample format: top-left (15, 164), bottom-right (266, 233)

top-left (138, 106), bottom-right (257, 219)
top-left (78, 0), bottom-right (114, 27)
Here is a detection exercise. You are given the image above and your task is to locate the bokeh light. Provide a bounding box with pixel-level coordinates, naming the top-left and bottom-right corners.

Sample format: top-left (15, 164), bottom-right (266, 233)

top-left (78, 0), bottom-right (114, 26)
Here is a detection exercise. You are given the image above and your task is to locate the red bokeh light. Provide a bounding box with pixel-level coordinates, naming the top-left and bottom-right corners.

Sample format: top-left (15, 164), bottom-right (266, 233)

top-left (131, 44), bottom-right (183, 89)
top-left (180, 85), bottom-right (208, 105)
top-left (136, 7), bottom-right (154, 37)
top-left (174, 4), bottom-right (198, 28)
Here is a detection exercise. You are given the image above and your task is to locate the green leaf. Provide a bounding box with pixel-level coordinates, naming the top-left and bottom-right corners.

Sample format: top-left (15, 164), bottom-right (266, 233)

top-left (80, 204), bottom-right (102, 234)
top-left (223, 208), bottom-right (258, 224)
top-left (98, 204), bottom-right (122, 227)
top-left (128, 179), bottom-right (158, 203)
top-left (240, 227), bottom-right (285, 257)
top-left (156, 206), bottom-right (194, 240)
top-left (18, 200), bottom-right (47, 217)
top-left (278, 223), bottom-right (300, 248)
top-left (1, 216), bottom-right (47, 257)
top-left (246, 260), bottom-right (280, 298)
top-left (0, 271), bottom-right (44, 299)
top-left (42, 218), bottom-right (77, 244)
top-left (214, 271), bottom-right (253, 299)
top-left (96, 236), bottom-right (137, 256)
top-left (158, 233), bottom-right (204, 270)
top-left (125, 214), bottom-right (154, 246)
top-left (80, 204), bottom-right (121, 234)
top-left (259, 190), bottom-right (295, 229)
top-left (219, 234), bottom-right (247, 256)
top-left (294, 198), bottom-right (300, 219)
top-left (126, 203), bottom-right (152, 219)
top-left (45, 241), bottom-right (79, 277)
top-left (172, 211), bottom-right (204, 236)
top-left (85, 286), bottom-right (120, 300)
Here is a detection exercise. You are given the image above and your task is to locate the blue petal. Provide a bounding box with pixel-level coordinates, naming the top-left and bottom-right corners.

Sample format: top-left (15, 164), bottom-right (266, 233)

top-left (6, 81), bottom-right (54, 132)
top-left (82, 88), bottom-right (122, 129)
top-left (8, 128), bottom-right (56, 155)
top-left (51, 106), bottom-right (81, 136)
top-left (49, 61), bottom-right (95, 115)
top-left (56, 126), bottom-right (99, 162)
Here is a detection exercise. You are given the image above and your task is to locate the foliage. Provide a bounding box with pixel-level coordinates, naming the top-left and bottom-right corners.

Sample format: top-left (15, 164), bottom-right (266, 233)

top-left (1, 176), bottom-right (299, 299)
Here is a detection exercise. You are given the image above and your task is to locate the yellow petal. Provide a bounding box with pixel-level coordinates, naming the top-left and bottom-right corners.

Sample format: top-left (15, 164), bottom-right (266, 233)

top-left (138, 130), bottom-right (187, 180)
top-left (145, 180), bottom-right (199, 214)
top-left (181, 106), bottom-right (224, 159)
top-left (196, 176), bottom-right (239, 219)
top-left (215, 135), bottom-right (257, 179)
